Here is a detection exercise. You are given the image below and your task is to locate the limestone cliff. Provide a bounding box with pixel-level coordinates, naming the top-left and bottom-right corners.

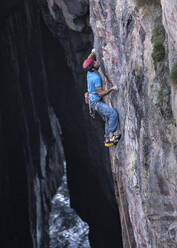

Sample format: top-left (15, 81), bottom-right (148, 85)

top-left (89, 0), bottom-right (177, 247)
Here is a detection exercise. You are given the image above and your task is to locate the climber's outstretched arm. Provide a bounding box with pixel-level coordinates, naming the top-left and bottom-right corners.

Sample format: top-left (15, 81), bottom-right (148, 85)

top-left (87, 52), bottom-right (94, 59)
top-left (87, 48), bottom-right (96, 59)
top-left (96, 86), bottom-right (117, 98)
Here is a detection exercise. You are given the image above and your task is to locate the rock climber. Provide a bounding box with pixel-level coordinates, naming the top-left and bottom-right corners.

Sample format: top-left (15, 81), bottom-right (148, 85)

top-left (82, 49), bottom-right (121, 147)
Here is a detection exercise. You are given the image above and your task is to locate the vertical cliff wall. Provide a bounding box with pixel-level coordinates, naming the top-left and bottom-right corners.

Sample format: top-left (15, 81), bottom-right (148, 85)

top-left (89, 0), bottom-right (177, 247)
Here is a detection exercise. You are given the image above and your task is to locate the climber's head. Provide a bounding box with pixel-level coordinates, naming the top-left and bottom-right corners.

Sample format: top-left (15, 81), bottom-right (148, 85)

top-left (82, 58), bottom-right (100, 72)
top-left (93, 60), bottom-right (100, 70)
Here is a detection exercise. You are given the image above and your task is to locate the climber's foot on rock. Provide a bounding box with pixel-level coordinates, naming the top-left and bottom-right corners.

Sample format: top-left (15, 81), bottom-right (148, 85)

top-left (110, 133), bottom-right (121, 145)
top-left (104, 133), bottom-right (121, 147)
top-left (104, 139), bottom-right (114, 147)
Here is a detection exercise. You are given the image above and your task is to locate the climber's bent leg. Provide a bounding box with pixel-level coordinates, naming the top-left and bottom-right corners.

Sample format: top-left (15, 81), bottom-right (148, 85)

top-left (96, 102), bottom-right (118, 138)
top-left (108, 108), bottom-right (118, 133)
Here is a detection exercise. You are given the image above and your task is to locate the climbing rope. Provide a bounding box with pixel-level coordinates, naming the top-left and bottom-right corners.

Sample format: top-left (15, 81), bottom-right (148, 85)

top-left (114, 162), bottom-right (133, 248)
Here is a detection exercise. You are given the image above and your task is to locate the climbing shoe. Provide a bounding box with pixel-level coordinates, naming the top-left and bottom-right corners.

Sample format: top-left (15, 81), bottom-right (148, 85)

top-left (104, 140), bottom-right (114, 147)
top-left (104, 133), bottom-right (121, 147)
top-left (110, 133), bottom-right (121, 144)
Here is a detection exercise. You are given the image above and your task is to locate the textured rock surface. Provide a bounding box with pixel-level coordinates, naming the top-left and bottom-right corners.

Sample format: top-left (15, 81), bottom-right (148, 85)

top-left (89, 0), bottom-right (177, 247)
top-left (161, 0), bottom-right (177, 125)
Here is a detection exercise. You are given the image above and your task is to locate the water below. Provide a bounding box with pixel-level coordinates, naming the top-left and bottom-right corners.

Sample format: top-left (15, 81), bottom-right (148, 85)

top-left (49, 163), bottom-right (91, 248)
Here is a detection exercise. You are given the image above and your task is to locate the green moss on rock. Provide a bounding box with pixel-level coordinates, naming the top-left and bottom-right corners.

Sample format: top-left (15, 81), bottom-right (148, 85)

top-left (151, 25), bottom-right (165, 63)
top-left (166, 104), bottom-right (173, 120)
top-left (152, 41), bottom-right (165, 62)
top-left (169, 62), bottom-right (177, 86)
top-left (152, 25), bottom-right (165, 43)
top-left (134, 0), bottom-right (160, 7)
top-left (157, 88), bottom-right (173, 121)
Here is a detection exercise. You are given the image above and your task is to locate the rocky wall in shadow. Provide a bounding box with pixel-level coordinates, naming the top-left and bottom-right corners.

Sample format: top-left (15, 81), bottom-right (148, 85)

top-left (40, 2), bottom-right (123, 247)
top-left (0, 1), bottom-right (64, 247)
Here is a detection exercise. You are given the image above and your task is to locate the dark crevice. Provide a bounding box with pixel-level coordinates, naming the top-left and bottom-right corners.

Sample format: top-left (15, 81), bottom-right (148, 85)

top-left (41, 17), bottom-right (123, 248)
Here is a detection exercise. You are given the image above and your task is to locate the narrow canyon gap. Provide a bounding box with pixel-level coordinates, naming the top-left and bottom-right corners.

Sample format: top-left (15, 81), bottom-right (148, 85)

top-left (41, 16), bottom-right (123, 247)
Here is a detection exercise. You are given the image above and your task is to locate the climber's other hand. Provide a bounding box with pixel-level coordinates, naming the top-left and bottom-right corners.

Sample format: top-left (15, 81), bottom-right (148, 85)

top-left (91, 48), bottom-right (96, 54)
top-left (111, 85), bottom-right (118, 91)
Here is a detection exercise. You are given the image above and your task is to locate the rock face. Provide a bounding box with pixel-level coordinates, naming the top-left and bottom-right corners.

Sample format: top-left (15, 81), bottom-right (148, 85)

top-left (89, 0), bottom-right (177, 247)
top-left (161, 0), bottom-right (177, 125)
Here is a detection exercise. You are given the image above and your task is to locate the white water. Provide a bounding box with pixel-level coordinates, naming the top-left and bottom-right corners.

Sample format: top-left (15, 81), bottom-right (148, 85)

top-left (49, 162), bottom-right (90, 248)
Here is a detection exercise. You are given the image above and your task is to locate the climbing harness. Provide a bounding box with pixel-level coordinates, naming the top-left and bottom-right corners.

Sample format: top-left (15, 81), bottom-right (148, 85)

top-left (84, 92), bottom-right (89, 104)
top-left (89, 103), bottom-right (95, 119)
top-left (84, 92), bottom-right (98, 119)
